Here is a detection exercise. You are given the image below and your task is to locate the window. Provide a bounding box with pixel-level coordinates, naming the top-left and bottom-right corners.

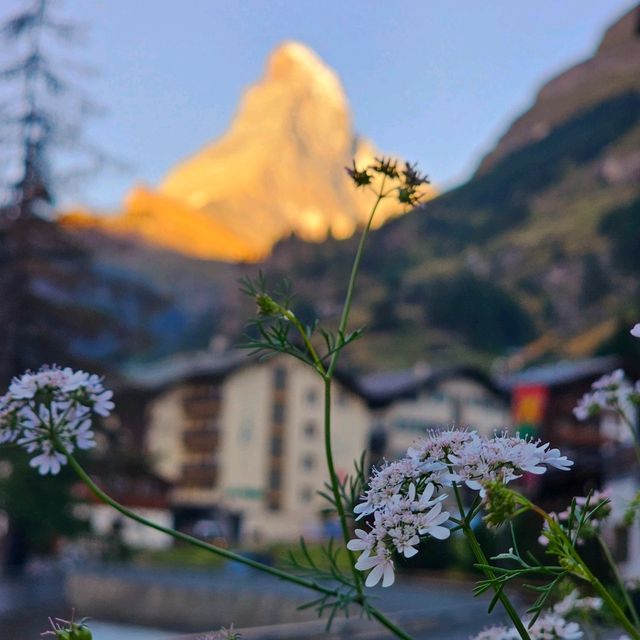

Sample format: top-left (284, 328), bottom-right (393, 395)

top-left (301, 453), bottom-right (315, 470)
top-left (273, 366), bottom-right (287, 391)
top-left (303, 420), bottom-right (317, 439)
top-left (272, 401), bottom-right (286, 424)
top-left (269, 469), bottom-right (281, 491)
top-left (300, 486), bottom-right (313, 502)
top-left (305, 387), bottom-right (318, 405)
top-left (270, 436), bottom-right (283, 456)
top-left (267, 492), bottom-right (281, 511)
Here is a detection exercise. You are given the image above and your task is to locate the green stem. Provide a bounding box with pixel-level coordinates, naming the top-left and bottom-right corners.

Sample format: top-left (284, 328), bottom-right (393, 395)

top-left (323, 378), bottom-right (364, 597)
top-left (60, 445), bottom-right (415, 639)
top-left (320, 182), bottom-right (388, 592)
top-left (579, 558), bottom-right (640, 640)
top-left (451, 482), bottom-right (532, 640)
top-left (61, 446), bottom-right (336, 597)
top-left (525, 497), bottom-right (640, 639)
top-left (615, 402), bottom-right (640, 466)
top-left (282, 309), bottom-right (325, 375)
top-left (597, 533), bottom-right (640, 629)
top-left (327, 182), bottom-right (386, 378)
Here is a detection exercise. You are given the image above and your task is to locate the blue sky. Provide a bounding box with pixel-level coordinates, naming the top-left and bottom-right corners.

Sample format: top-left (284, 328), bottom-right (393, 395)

top-left (4, 0), bottom-right (637, 209)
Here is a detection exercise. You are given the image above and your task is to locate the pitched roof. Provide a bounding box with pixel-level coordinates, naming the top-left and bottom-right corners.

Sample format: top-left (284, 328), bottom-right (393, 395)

top-left (497, 355), bottom-right (621, 390)
top-left (357, 365), bottom-right (505, 408)
top-left (123, 350), bottom-right (249, 391)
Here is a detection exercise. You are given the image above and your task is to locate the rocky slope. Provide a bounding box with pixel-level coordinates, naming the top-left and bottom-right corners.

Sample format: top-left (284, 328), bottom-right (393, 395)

top-left (61, 6), bottom-right (640, 371)
top-left (62, 42), bottom-right (432, 261)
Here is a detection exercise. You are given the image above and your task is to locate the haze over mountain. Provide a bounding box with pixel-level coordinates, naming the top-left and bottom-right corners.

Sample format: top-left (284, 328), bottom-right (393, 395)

top-left (61, 42), bottom-right (431, 261)
top-left (60, 6), bottom-right (640, 371)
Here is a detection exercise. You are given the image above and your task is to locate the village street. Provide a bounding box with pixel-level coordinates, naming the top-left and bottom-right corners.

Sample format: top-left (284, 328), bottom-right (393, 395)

top-left (0, 563), bottom-right (506, 639)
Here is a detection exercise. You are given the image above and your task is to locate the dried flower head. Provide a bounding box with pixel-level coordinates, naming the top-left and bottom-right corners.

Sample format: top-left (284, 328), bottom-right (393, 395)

top-left (372, 156), bottom-right (400, 179)
top-left (345, 160), bottom-right (372, 187)
top-left (402, 161), bottom-right (430, 188)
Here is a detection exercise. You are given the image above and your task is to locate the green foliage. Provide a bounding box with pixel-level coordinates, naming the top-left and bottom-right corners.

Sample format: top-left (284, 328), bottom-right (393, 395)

top-left (596, 317), bottom-right (640, 360)
top-left (286, 538), bottom-right (365, 628)
top-left (419, 91), bottom-right (640, 249)
top-left (0, 448), bottom-right (87, 562)
top-left (411, 272), bottom-right (536, 351)
top-left (599, 197), bottom-right (640, 275)
top-left (580, 253), bottom-right (611, 306)
top-left (133, 544), bottom-right (227, 570)
top-left (43, 615), bottom-right (93, 640)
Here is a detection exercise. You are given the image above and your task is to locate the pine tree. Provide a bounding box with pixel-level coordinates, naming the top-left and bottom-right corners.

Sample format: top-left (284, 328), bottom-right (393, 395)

top-left (0, 0), bottom-right (166, 383)
top-left (0, 1), bottom-right (98, 382)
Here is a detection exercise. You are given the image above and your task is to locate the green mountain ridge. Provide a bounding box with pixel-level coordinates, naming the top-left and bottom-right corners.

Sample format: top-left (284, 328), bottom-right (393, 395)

top-left (62, 5), bottom-right (640, 372)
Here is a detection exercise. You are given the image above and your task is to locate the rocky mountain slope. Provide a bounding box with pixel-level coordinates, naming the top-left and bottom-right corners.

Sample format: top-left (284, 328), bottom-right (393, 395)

top-left (61, 42), bottom-right (432, 261)
top-left (61, 6), bottom-right (640, 371)
top-left (295, 4), bottom-right (640, 369)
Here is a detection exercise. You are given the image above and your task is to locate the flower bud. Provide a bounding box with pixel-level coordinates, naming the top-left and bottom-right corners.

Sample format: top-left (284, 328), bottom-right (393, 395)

top-left (255, 293), bottom-right (282, 317)
top-left (482, 481), bottom-right (520, 528)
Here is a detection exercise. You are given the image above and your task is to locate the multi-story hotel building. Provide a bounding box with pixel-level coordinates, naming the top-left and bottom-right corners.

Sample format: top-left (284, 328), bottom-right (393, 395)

top-left (129, 352), bottom-right (370, 543)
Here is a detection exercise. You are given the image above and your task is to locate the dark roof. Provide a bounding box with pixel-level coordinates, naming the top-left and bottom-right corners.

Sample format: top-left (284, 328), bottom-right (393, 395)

top-left (497, 355), bottom-right (622, 391)
top-left (357, 365), bottom-right (506, 408)
top-left (123, 349), bottom-right (363, 399)
top-left (123, 351), bottom-right (250, 391)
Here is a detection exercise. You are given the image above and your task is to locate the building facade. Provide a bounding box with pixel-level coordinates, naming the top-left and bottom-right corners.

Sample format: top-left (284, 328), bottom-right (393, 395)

top-left (359, 365), bottom-right (511, 462)
top-left (136, 353), bottom-right (370, 543)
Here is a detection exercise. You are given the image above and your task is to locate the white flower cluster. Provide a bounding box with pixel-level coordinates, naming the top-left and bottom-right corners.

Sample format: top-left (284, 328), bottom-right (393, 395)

top-left (350, 429), bottom-right (573, 588)
top-left (348, 480), bottom-right (450, 587)
top-left (407, 429), bottom-right (573, 494)
top-left (573, 369), bottom-right (640, 421)
top-left (471, 612), bottom-right (583, 639)
top-left (0, 366), bottom-right (114, 475)
top-left (552, 589), bottom-right (602, 616)
top-left (631, 323), bottom-right (640, 339)
top-left (538, 491), bottom-right (610, 547)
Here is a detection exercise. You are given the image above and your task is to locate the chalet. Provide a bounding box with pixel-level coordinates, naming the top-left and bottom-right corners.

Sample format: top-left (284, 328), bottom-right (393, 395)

top-left (358, 364), bottom-right (511, 462)
top-left (126, 352), bottom-right (370, 543)
top-left (499, 355), bottom-right (640, 577)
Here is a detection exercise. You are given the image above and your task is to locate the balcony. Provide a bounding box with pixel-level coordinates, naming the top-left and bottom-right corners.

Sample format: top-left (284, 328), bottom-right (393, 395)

top-left (183, 430), bottom-right (219, 451)
top-left (182, 397), bottom-right (221, 418)
top-left (181, 463), bottom-right (218, 487)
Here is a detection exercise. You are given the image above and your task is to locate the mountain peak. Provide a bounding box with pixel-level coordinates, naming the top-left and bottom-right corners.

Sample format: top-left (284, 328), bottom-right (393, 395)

top-left (63, 41), bottom-right (433, 260)
top-left (265, 41), bottom-right (347, 108)
top-left (477, 5), bottom-right (640, 174)
top-left (596, 5), bottom-right (640, 54)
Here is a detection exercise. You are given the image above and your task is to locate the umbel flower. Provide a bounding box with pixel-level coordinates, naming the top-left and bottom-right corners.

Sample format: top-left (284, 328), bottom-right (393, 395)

top-left (573, 369), bottom-right (640, 421)
top-left (344, 156), bottom-right (430, 206)
top-left (0, 365), bottom-right (114, 475)
top-left (471, 611), bottom-right (583, 639)
top-left (350, 429), bottom-right (573, 587)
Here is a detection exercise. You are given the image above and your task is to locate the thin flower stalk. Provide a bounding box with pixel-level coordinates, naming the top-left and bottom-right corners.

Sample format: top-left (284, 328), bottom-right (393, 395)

top-left (451, 480), bottom-right (533, 640)
top-left (524, 496), bottom-right (640, 640)
top-left (596, 533), bottom-right (640, 629)
top-left (59, 440), bottom-right (415, 640)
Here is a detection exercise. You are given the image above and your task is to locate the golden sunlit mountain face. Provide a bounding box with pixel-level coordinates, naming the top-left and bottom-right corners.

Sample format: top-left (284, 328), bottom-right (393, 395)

top-left (61, 41), bottom-right (435, 261)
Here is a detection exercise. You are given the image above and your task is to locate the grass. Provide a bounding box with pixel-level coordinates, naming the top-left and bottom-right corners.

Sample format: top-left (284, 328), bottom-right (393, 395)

top-left (130, 539), bottom-right (355, 574)
top-left (132, 544), bottom-right (227, 570)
